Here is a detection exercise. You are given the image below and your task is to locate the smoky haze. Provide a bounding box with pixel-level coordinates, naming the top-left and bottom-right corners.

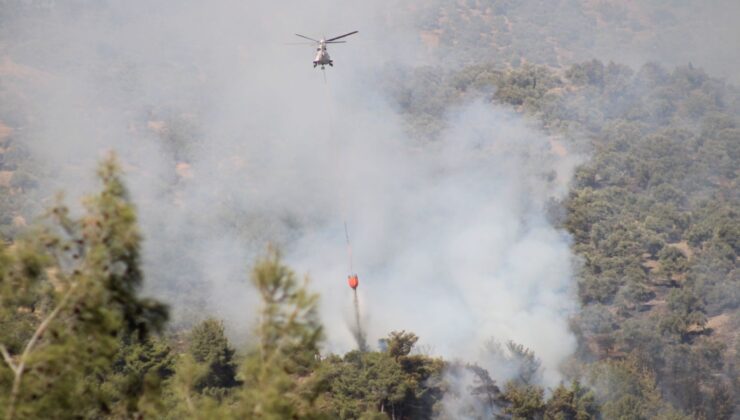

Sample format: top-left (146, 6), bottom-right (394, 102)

top-left (411, 0), bottom-right (740, 85)
top-left (3, 1), bottom-right (590, 387)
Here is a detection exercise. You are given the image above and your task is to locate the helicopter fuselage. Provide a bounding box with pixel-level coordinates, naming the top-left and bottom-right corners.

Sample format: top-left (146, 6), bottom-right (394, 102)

top-left (313, 40), bottom-right (333, 69)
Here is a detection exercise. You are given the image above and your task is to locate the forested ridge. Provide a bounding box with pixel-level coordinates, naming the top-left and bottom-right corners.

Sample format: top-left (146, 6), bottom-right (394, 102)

top-left (1, 1), bottom-right (739, 419)
top-left (376, 57), bottom-right (739, 418)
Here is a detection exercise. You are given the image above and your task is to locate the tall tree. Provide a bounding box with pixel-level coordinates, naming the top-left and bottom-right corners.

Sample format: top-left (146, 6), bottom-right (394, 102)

top-left (0, 154), bottom-right (168, 419)
top-left (544, 381), bottom-right (599, 420)
top-left (238, 248), bottom-right (326, 419)
top-left (188, 318), bottom-right (239, 395)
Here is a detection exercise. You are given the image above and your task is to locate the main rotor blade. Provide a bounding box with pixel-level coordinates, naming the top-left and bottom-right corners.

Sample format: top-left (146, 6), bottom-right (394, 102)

top-left (326, 30), bottom-right (358, 42)
top-left (326, 41), bottom-right (346, 44)
top-left (295, 34), bottom-right (319, 42)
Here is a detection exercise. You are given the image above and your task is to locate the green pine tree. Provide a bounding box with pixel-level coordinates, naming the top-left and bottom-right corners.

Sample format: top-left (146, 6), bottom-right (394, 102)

top-left (188, 318), bottom-right (239, 395)
top-left (237, 248), bottom-right (326, 419)
top-left (0, 153), bottom-right (168, 419)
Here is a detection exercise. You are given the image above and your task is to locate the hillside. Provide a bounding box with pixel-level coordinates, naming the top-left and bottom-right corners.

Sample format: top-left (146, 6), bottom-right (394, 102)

top-left (378, 56), bottom-right (739, 417)
top-left (0, 1), bottom-right (738, 419)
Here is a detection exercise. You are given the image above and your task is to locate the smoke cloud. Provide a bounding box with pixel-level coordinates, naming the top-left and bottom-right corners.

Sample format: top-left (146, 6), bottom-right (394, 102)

top-left (2, 1), bottom-right (584, 386)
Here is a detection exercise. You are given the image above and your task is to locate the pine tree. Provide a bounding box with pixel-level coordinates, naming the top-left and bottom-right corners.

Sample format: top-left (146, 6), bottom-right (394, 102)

top-left (502, 381), bottom-right (546, 419)
top-left (238, 248), bottom-right (326, 419)
top-left (188, 318), bottom-right (239, 395)
top-left (104, 334), bottom-right (176, 416)
top-left (589, 356), bottom-right (688, 419)
top-left (544, 381), bottom-right (599, 420)
top-left (0, 153), bottom-right (168, 419)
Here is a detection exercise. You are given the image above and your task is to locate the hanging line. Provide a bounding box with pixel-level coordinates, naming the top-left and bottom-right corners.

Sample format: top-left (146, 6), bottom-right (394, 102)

top-left (344, 221), bottom-right (354, 274)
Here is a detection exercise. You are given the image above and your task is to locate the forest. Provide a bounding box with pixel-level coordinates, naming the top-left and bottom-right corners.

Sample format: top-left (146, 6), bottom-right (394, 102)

top-left (1, 1), bottom-right (738, 419)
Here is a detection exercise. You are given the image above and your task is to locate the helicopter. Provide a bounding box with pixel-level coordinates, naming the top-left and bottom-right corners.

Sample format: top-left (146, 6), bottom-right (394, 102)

top-left (294, 31), bottom-right (358, 69)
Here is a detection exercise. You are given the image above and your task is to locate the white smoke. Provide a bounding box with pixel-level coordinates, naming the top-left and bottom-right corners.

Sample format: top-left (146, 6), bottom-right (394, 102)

top-left (289, 100), bottom-right (581, 387)
top-left (2, 0), bottom-right (581, 386)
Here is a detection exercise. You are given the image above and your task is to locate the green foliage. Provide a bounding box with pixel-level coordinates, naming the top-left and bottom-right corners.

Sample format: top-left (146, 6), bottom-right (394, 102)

top-left (659, 339), bottom-right (735, 418)
top-left (237, 249), bottom-right (326, 419)
top-left (502, 381), bottom-right (545, 419)
top-left (188, 318), bottom-right (239, 395)
top-left (380, 54), bottom-right (738, 419)
top-left (566, 60), bottom-right (605, 87)
top-left (659, 288), bottom-right (707, 339)
top-left (657, 246), bottom-right (689, 281)
top-left (320, 332), bottom-right (445, 419)
top-left (322, 351), bottom-right (411, 418)
top-left (495, 64), bottom-right (562, 107)
top-left (380, 330), bottom-right (418, 360)
top-left (161, 353), bottom-right (213, 419)
top-left (84, 157), bottom-right (169, 338)
top-left (103, 335), bottom-right (176, 416)
top-left (0, 154), bottom-right (169, 419)
top-left (553, 55), bottom-right (738, 419)
top-left (589, 357), bottom-right (665, 419)
top-left (544, 381), bottom-right (599, 420)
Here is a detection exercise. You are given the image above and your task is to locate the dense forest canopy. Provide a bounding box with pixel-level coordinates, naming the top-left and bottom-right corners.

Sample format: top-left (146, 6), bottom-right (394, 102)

top-left (0, 1), bottom-right (738, 419)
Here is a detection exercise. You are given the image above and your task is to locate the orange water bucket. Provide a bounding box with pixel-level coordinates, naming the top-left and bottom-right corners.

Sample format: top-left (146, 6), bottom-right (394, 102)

top-left (348, 274), bottom-right (359, 289)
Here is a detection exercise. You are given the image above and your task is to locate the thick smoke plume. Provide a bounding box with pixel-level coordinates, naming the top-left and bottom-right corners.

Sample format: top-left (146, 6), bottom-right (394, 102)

top-left (2, 1), bottom-right (584, 386)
